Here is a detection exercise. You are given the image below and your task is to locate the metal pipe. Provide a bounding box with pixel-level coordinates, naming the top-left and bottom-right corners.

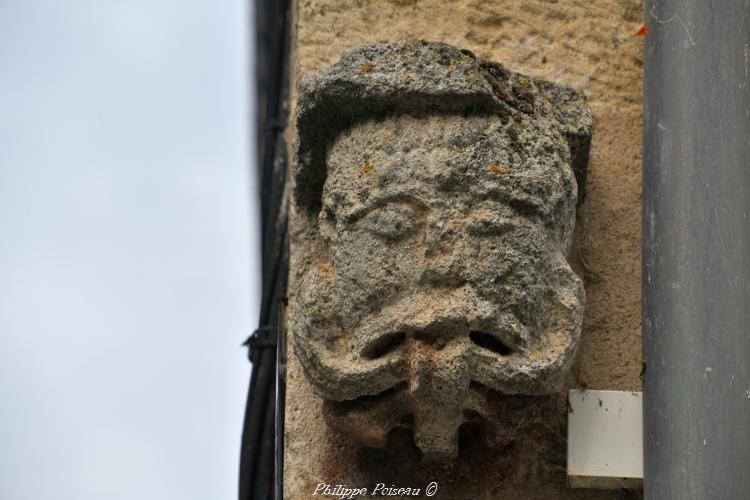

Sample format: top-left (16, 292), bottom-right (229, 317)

top-left (643, 1), bottom-right (750, 498)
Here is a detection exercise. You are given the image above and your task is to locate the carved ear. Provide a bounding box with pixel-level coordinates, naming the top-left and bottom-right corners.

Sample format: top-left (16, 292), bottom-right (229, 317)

top-left (535, 80), bottom-right (593, 204)
top-left (477, 60), bottom-right (592, 205)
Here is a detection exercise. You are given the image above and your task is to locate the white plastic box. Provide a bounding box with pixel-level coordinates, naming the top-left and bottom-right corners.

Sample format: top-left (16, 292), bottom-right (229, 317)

top-left (567, 389), bottom-right (643, 489)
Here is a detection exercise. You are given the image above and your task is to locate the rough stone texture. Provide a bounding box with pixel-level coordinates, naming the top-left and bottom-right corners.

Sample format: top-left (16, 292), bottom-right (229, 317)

top-left (293, 41), bottom-right (591, 463)
top-left (286, 2), bottom-right (643, 499)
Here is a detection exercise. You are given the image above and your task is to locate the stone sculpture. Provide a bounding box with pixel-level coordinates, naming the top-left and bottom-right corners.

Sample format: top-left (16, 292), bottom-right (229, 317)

top-left (291, 41), bottom-right (592, 461)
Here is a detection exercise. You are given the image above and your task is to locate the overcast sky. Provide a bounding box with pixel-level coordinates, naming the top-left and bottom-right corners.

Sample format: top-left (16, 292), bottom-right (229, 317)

top-left (0, 2), bottom-right (258, 499)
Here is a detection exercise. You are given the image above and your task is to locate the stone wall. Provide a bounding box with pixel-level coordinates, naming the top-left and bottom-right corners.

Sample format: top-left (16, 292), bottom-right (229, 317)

top-left (284, 2), bottom-right (643, 498)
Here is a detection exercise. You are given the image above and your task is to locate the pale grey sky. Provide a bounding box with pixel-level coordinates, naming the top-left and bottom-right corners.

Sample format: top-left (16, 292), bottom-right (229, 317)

top-left (0, 1), bottom-right (258, 499)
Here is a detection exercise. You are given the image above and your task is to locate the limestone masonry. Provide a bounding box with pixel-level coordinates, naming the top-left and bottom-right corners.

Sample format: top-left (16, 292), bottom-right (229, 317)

top-left (291, 41), bottom-right (591, 461)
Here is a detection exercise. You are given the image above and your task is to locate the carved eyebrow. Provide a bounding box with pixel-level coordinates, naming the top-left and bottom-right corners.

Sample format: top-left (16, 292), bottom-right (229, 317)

top-left (345, 193), bottom-right (428, 223)
top-left (476, 189), bottom-right (548, 218)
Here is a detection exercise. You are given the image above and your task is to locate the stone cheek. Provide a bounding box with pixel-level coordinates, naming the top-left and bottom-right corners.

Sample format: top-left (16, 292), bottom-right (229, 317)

top-left (292, 41), bottom-right (591, 461)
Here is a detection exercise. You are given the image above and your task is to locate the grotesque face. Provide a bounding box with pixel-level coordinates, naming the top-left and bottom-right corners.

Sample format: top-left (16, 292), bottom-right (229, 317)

top-left (295, 113), bottom-right (584, 461)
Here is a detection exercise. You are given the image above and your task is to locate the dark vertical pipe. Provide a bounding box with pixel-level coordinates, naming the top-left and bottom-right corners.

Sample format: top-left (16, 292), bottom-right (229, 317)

top-left (643, 1), bottom-right (750, 498)
top-left (239, 0), bottom-right (291, 499)
top-left (274, 247), bottom-right (288, 500)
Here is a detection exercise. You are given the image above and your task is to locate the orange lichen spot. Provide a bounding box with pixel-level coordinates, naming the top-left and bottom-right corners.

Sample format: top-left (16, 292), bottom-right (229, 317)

top-left (489, 164), bottom-right (510, 175)
top-left (524, 174), bottom-right (537, 183)
top-left (359, 61), bottom-right (376, 73)
top-left (317, 264), bottom-right (333, 274)
top-left (637, 24), bottom-right (649, 36)
top-left (531, 351), bottom-right (542, 359)
top-left (362, 162), bottom-right (374, 174)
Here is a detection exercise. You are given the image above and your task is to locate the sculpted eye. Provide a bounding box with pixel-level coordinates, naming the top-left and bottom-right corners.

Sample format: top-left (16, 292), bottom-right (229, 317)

top-left (362, 203), bottom-right (419, 240)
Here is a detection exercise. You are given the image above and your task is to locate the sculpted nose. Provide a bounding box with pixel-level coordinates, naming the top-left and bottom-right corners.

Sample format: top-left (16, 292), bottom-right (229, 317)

top-left (408, 337), bottom-right (470, 462)
top-left (422, 218), bottom-right (464, 286)
top-left (424, 218), bottom-right (458, 257)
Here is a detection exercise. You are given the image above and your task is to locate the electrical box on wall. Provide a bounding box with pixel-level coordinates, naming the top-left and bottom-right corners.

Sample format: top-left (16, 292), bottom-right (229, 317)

top-left (567, 389), bottom-right (643, 490)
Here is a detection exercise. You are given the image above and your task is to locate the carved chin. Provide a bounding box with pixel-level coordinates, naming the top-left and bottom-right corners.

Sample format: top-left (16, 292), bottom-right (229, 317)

top-left (322, 382), bottom-right (555, 462)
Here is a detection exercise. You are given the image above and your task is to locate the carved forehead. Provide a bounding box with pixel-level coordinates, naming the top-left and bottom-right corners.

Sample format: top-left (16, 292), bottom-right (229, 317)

top-left (323, 113), bottom-right (573, 217)
top-left (293, 41), bottom-right (592, 215)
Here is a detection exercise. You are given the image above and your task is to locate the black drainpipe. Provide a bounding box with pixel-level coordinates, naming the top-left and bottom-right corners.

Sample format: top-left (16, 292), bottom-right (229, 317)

top-left (239, 0), bottom-right (291, 499)
top-left (643, 1), bottom-right (750, 498)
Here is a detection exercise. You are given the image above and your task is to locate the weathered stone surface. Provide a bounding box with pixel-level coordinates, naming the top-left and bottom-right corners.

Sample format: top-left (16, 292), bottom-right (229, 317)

top-left (291, 41), bottom-right (591, 461)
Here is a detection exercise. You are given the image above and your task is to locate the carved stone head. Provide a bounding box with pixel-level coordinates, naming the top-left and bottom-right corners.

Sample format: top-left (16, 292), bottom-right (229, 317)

top-left (292, 41), bottom-right (591, 461)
